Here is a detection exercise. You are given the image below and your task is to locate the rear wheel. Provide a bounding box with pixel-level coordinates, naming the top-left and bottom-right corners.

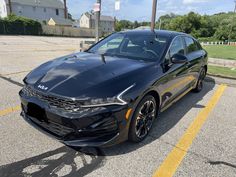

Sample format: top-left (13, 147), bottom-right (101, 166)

top-left (129, 95), bottom-right (157, 142)
top-left (193, 67), bottom-right (206, 93)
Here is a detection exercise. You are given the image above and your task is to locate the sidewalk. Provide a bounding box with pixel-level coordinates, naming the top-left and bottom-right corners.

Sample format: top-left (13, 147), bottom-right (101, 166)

top-left (208, 58), bottom-right (236, 67)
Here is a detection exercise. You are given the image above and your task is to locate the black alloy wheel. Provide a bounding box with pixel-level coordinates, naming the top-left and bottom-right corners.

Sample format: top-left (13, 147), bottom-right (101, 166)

top-left (129, 95), bottom-right (157, 142)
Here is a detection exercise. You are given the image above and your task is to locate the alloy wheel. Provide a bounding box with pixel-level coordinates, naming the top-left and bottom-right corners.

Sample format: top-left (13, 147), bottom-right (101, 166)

top-left (135, 100), bottom-right (156, 139)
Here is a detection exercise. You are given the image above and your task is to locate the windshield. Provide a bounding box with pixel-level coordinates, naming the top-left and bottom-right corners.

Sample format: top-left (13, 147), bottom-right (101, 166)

top-left (88, 33), bottom-right (168, 61)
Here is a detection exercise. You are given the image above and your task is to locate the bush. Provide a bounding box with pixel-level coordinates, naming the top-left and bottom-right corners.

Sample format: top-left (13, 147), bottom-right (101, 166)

top-left (0, 14), bottom-right (42, 35)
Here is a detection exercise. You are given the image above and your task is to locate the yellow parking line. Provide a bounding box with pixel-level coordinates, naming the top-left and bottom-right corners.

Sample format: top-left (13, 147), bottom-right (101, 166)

top-left (153, 84), bottom-right (227, 177)
top-left (0, 105), bottom-right (21, 117)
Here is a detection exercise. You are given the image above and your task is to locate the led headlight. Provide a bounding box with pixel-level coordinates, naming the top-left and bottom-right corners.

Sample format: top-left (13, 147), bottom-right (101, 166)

top-left (80, 84), bottom-right (135, 108)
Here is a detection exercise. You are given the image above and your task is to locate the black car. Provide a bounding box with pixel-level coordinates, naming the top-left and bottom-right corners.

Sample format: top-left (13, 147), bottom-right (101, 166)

top-left (19, 30), bottom-right (208, 147)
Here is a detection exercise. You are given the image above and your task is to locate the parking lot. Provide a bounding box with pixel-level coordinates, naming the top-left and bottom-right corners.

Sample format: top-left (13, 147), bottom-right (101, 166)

top-left (0, 36), bottom-right (235, 177)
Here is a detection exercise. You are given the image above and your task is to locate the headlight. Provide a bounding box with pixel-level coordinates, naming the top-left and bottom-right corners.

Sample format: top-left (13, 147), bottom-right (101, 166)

top-left (80, 84), bottom-right (135, 108)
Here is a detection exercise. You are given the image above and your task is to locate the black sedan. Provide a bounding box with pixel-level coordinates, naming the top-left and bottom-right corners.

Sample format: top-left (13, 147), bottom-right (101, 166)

top-left (19, 30), bottom-right (208, 147)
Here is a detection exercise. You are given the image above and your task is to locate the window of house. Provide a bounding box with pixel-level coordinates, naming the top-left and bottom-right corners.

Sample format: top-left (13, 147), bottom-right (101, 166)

top-left (33, 6), bottom-right (36, 12)
top-left (44, 8), bottom-right (46, 13)
top-left (56, 9), bottom-right (59, 15)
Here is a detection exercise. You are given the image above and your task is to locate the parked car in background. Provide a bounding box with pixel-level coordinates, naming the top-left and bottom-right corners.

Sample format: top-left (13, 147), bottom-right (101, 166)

top-left (19, 30), bottom-right (208, 147)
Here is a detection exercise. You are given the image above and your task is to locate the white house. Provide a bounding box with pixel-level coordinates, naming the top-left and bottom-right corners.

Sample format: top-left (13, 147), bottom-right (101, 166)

top-left (80, 12), bottom-right (115, 34)
top-left (0, 0), bottom-right (66, 22)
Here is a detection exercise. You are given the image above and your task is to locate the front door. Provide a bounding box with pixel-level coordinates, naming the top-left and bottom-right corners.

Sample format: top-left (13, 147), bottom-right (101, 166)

top-left (160, 36), bottom-right (193, 109)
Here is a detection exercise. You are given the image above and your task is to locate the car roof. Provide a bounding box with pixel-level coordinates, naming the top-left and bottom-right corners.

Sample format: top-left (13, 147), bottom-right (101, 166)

top-left (119, 29), bottom-right (187, 39)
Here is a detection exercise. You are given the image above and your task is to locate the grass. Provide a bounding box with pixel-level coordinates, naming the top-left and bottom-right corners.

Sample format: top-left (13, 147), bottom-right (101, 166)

top-left (208, 65), bottom-right (236, 78)
top-left (203, 45), bottom-right (236, 60)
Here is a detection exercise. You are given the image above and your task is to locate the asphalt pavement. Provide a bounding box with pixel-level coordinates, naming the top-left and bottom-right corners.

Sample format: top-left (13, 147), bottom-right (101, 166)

top-left (0, 36), bottom-right (235, 177)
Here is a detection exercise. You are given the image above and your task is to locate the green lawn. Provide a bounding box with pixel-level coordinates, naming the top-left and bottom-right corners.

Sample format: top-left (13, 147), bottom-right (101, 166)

top-left (208, 65), bottom-right (236, 78)
top-left (203, 45), bottom-right (236, 60)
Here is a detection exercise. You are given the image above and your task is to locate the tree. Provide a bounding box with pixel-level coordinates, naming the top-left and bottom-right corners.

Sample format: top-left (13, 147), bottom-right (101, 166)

top-left (115, 20), bottom-right (134, 31)
top-left (214, 17), bottom-right (236, 41)
top-left (134, 21), bottom-right (139, 28)
top-left (114, 12), bottom-right (236, 41)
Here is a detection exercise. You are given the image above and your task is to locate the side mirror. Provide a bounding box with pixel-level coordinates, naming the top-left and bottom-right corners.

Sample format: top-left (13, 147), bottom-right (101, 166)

top-left (171, 54), bottom-right (188, 64)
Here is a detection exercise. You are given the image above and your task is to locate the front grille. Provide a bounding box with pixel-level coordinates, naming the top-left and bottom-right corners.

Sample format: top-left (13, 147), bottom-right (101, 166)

top-left (22, 86), bottom-right (82, 112)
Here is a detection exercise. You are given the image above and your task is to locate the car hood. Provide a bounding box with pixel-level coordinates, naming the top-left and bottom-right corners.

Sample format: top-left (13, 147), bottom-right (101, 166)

top-left (25, 52), bottom-right (152, 98)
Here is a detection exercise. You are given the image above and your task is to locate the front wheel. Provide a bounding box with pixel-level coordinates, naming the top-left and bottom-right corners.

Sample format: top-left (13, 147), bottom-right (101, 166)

top-left (129, 95), bottom-right (157, 143)
top-left (193, 68), bottom-right (206, 93)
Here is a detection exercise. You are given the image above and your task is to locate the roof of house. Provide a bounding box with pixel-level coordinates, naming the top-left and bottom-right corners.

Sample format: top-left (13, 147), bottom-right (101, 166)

top-left (5, 0), bottom-right (64, 9)
top-left (49, 18), bottom-right (73, 26)
top-left (92, 15), bottom-right (114, 22)
top-left (82, 12), bottom-right (114, 22)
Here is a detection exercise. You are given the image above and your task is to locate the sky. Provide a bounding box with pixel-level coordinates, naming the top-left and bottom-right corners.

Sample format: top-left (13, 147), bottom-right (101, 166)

top-left (66, 0), bottom-right (235, 21)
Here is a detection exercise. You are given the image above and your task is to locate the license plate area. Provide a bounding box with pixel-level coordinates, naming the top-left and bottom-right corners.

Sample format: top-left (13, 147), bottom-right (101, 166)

top-left (27, 103), bottom-right (48, 123)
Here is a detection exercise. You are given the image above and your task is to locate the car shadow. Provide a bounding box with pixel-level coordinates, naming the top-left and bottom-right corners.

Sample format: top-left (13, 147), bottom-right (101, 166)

top-left (0, 78), bottom-right (215, 177)
top-left (0, 146), bottom-right (106, 177)
top-left (103, 79), bottom-right (216, 156)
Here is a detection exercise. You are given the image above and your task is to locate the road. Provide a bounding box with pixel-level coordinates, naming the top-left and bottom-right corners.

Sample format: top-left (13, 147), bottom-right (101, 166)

top-left (0, 36), bottom-right (235, 177)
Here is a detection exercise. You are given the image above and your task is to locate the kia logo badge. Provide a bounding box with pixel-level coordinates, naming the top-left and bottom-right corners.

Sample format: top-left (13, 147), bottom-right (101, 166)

top-left (38, 85), bottom-right (48, 91)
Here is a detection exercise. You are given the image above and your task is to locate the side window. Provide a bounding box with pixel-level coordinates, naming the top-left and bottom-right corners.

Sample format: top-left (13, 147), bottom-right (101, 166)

top-left (195, 40), bottom-right (202, 50)
top-left (169, 36), bottom-right (185, 57)
top-left (184, 37), bottom-right (199, 54)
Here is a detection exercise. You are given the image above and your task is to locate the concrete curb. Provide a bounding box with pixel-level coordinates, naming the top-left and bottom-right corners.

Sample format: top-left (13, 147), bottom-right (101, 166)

top-left (209, 58), bottom-right (236, 68)
top-left (207, 73), bottom-right (236, 81)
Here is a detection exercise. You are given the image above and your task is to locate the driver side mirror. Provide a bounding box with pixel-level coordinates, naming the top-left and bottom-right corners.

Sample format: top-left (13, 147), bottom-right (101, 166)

top-left (171, 54), bottom-right (188, 64)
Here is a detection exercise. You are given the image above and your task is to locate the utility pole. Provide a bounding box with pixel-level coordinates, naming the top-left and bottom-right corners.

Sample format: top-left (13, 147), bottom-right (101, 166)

top-left (8, 0), bottom-right (12, 14)
top-left (228, 0), bottom-right (236, 44)
top-left (63, 0), bottom-right (68, 19)
top-left (151, 0), bottom-right (157, 31)
top-left (95, 0), bottom-right (101, 42)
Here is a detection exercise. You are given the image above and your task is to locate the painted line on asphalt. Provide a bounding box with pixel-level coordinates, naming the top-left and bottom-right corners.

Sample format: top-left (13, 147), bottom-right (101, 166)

top-left (0, 105), bottom-right (21, 117)
top-left (153, 84), bottom-right (227, 177)
top-left (0, 70), bottom-right (31, 76)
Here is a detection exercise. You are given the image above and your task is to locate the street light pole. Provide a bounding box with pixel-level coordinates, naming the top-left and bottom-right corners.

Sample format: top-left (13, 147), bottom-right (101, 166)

top-left (63, 0), bottom-right (68, 19)
top-left (95, 0), bottom-right (101, 42)
top-left (8, 0), bottom-right (12, 14)
top-left (151, 0), bottom-right (157, 31)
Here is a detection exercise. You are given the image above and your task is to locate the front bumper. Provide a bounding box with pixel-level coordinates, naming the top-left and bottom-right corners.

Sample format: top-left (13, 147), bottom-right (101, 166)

top-left (19, 90), bottom-right (130, 147)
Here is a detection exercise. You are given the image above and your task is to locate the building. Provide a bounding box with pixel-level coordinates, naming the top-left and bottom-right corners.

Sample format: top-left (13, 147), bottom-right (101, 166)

top-left (48, 17), bottom-right (72, 27)
top-left (80, 12), bottom-right (115, 34)
top-left (0, 0), bottom-right (67, 22)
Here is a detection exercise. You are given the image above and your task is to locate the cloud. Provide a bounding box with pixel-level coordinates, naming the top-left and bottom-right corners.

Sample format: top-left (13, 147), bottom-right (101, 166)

top-left (183, 0), bottom-right (211, 4)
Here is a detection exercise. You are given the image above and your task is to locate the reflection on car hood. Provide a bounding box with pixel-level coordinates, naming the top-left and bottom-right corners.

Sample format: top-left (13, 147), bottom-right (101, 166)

top-left (25, 52), bottom-right (151, 98)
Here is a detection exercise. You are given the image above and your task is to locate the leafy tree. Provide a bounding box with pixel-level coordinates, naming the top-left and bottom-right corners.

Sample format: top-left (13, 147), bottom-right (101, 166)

top-left (114, 12), bottom-right (236, 41)
top-left (133, 21), bottom-right (139, 28)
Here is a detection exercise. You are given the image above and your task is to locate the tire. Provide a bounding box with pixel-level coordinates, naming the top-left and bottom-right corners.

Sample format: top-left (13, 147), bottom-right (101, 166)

top-left (193, 67), bottom-right (206, 93)
top-left (129, 95), bottom-right (157, 143)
